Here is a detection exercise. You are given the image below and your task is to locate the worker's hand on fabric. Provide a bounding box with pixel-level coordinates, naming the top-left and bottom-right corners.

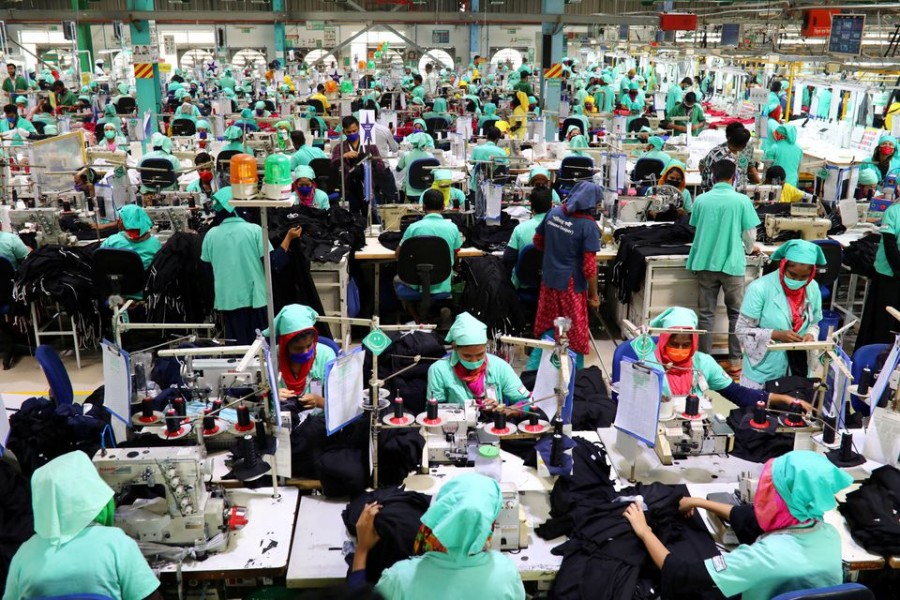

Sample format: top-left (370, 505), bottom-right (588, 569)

top-left (301, 393), bottom-right (325, 409)
top-left (749, 245), bottom-right (763, 256)
top-left (588, 294), bottom-right (601, 310)
top-left (677, 497), bottom-right (697, 519)
top-left (623, 502), bottom-right (652, 540)
top-left (285, 226), bottom-right (303, 242)
top-left (772, 330), bottom-right (803, 343)
top-left (343, 150), bottom-right (359, 160)
top-left (802, 333), bottom-right (816, 343)
top-left (355, 502), bottom-right (382, 551)
top-left (278, 388), bottom-right (296, 401)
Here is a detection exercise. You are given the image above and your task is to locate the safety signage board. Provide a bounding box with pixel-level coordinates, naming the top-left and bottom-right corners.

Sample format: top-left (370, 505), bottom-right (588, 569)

top-left (544, 63), bottom-right (563, 79)
top-left (134, 63), bottom-right (154, 79)
top-left (132, 44), bottom-right (158, 63)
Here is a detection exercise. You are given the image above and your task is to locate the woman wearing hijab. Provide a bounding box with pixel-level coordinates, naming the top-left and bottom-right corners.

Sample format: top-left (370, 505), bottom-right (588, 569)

top-left (763, 123), bottom-right (803, 187)
top-left (397, 132), bottom-right (436, 199)
top-left (856, 192), bottom-right (900, 349)
top-left (861, 135), bottom-right (900, 184)
top-left (736, 240), bottom-right (825, 389)
top-left (624, 451), bottom-right (851, 600)
top-left (427, 312), bottom-right (530, 410)
top-left (528, 166), bottom-right (561, 204)
top-left (173, 94), bottom-right (200, 125)
top-left (564, 125), bottom-right (590, 158)
top-left (291, 164), bottom-right (330, 209)
top-left (654, 160), bottom-right (693, 213)
top-left (510, 91), bottom-right (529, 141)
top-left (304, 105), bottom-right (329, 137)
top-left (98, 122), bottom-right (127, 152)
top-left (626, 307), bottom-right (805, 411)
top-left (405, 118), bottom-right (435, 149)
top-left (352, 473), bottom-right (526, 600)
top-left (186, 152), bottom-right (215, 198)
top-left (233, 107), bottom-right (257, 132)
top-left (221, 125), bottom-right (246, 154)
top-left (96, 103), bottom-right (122, 135)
top-left (3, 452), bottom-right (161, 600)
top-left (639, 136), bottom-right (671, 167)
top-left (477, 102), bottom-right (499, 131)
top-left (419, 168), bottom-right (465, 209)
top-left (568, 103), bottom-right (591, 137)
top-left (253, 99), bottom-right (271, 118)
top-left (289, 130), bottom-right (327, 169)
top-left (533, 182), bottom-right (602, 367)
top-left (268, 304), bottom-right (335, 410)
top-left (423, 97), bottom-right (452, 125)
top-left (100, 204), bottom-right (162, 269)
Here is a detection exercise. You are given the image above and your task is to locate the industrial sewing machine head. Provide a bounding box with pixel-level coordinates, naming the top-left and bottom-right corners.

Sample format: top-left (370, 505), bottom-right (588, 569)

top-left (246, 132), bottom-right (275, 161)
top-left (421, 399), bottom-right (479, 466)
top-left (655, 394), bottom-right (734, 465)
top-left (92, 446), bottom-right (239, 550)
top-left (745, 184), bottom-right (782, 204)
top-left (764, 207), bottom-right (831, 241)
top-left (143, 205), bottom-right (191, 244)
top-left (8, 208), bottom-right (71, 246)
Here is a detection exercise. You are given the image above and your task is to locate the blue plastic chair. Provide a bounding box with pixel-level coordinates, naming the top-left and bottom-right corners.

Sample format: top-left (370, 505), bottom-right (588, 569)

top-left (610, 336), bottom-right (658, 402)
top-left (35, 345), bottom-right (74, 406)
top-left (318, 336), bottom-right (341, 357)
top-left (850, 343), bottom-right (890, 415)
top-left (812, 238), bottom-right (843, 303)
top-left (771, 583), bottom-right (873, 600)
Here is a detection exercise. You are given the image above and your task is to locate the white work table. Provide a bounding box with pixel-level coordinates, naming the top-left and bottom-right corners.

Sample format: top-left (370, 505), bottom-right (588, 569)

top-left (156, 487), bottom-right (299, 581)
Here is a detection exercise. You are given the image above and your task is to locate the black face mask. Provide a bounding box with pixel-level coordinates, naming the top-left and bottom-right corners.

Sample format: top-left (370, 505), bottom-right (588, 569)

top-left (665, 179), bottom-right (682, 187)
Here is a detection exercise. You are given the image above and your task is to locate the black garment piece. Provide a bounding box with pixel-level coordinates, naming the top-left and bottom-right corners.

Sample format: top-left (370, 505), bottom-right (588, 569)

top-left (839, 465), bottom-right (900, 555)
top-left (377, 230), bottom-right (403, 251)
top-left (459, 255), bottom-right (528, 338)
top-left (612, 224), bottom-right (695, 304)
top-left (269, 204), bottom-right (367, 263)
top-left (728, 502), bottom-right (764, 545)
top-left (726, 406), bottom-right (795, 463)
top-left (883, 233), bottom-right (900, 276)
top-left (660, 553), bottom-right (717, 597)
top-left (765, 375), bottom-right (818, 402)
top-left (144, 232), bottom-right (214, 324)
top-left (0, 460), bottom-right (33, 591)
top-left (378, 428), bottom-right (425, 487)
top-left (362, 330), bottom-right (447, 416)
top-left (269, 237), bottom-right (332, 340)
top-left (843, 233), bottom-right (880, 278)
top-left (571, 366), bottom-right (617, 430)
top-left (466, 212), bottom-right (519, 252)
top-left (342, 487), bottom-right (432, 583)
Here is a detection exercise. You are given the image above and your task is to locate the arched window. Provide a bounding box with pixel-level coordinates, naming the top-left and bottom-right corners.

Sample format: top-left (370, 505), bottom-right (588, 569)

top-left (231, 49), bottom-right (267, 73)
top-left (418, 49), bottom-right (454, 73)
top-left (180, 49), bottom-right (215, 73)
top-left (304, 50), bottom-right (338, 67)
top-left (490, 48), bottom-right (523, 71)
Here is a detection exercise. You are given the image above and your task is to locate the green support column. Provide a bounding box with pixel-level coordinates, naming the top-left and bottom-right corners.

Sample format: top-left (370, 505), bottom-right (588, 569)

top-left (273, 0), bottom-right (286, 65)
top-left (126, 0), bottom-right (161, 133)
top-left (541, 0), bottom-right (564, 141)
top-left (72, 0), bottom-right (94, 85)
top-left (469, 0), bottom-right (481, 62)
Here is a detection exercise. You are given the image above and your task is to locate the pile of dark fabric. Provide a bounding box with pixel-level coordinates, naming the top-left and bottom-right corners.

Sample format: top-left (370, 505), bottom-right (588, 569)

top-left (839, 465), bottom-right (900, 556)
top-left (612, 223), bottom-right (695, 304)
top-left (5, 396), bottom-right (110, 478)
top-left (0, 459), bottom-right (33, 590)
top-left (521, 366), bottom-right (616, 432)
top-left (537, 437), bottom-right (719, 600)
top-left (269, 204), bottom-right (367, 263)
top-left (364, 330), bottom-right (447, 416)
top-left (13, 245), bottom-right (100, 347)
top-left (342, 486), bottom-right (432, 582)
top-left (269, 235), bottom-right (332, 339)
top-left (459, 255), bottom-right (528, 338)
top-left (466, 212), bottom-right (519, 252)
top-left (143, 232), bottom-right (214, 324)
top-left (843, 233), bottom-right (880, 277)
top-left (378, 230), bottom-right (403, 251)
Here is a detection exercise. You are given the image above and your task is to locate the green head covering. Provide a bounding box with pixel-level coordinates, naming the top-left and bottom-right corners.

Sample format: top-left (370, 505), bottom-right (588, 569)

top-left (433, 98), bottom-right (448, 113)
top-left (223, 88), bottom-right (236, 99)
top-left (413, 118), bottom-right (428, 131)
top-left (628, 81), bottom-right (639, 91)
top-left (569, 134), bottom-right (589, 151)
top-left (224, 125), bottom-right (243, 141)
top-left (118, 204), bottom-right (153, 236)
top-left (529, 166), bottom-right (551, 183)
top-left (410, 96), bottom-right (425, 106)
top-left (15, 96), bottom-right (26, 106)
top-left (571, 104), bottom-right (584, 116)
top-left (264, 304), bottom-right (318, 338)
top-left (174, 89), bottom-right (187, 101)
top-left (78, 94), bottom-right (90, 103)
top-left (859, 169), bottom-right (879, 186)
top-left (528, 95), bottom-right (537, 105)
top-left (770, 451), bottom-right (852, 522)
top-left (483, 102), bottom-right (497, 117)
top-left (445, 311), bottom-right (488, 346)
top-left (293, 164), bottom-right (315, 181)
top-left (407, 132), bottom-right (430, 150)
top-left (154, 134), bottom-right (173, 154)
top-left (169, 81), bottom-right (184, 93)
top-left (421, 473), bottom-right (501, 560)
top-left (775, 123), bottom-right (798, 144)
top-left (770, 239), bottom-right (827, 266)
top-left (103, 104), bottom-right (116, 118)
top-left (275, 120), bottom-right (292, 131)
top-left (31, 451), bottom-right (115, 547)
top-left (648, 136), bottom-right (664, 151)
top-left (566, 124), bottom-right (583, 138)
top-left (649, 307), bottom-right (698, 329)
top-left (878, 135), bottom-right (897, 152)
top-left (212, 186), bottom-right (235, 213)
top-left (432, 169), bottom-right (452, 183)
top-left (412, 86), bottom-right (426, 100)
top-left (255, 100), bottom-right (267, 110)
top-left (240, 108), bottom-right (254, 119)
top-left (174, 68), bottom-right (183, 76)
top-left (80, 86), bottom-right (90, 94)
top-left (196, 119), bottom-right (210, 131)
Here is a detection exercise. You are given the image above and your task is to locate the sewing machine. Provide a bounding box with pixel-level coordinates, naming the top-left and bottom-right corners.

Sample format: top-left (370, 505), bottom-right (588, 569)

top-left (93, 446), bottom-right (231, 548)
top-left (491, 482), bottom-right (529, 551)
top-left (745, 184), bottom-right (783, 204)
top-left (8, 208), bottom-right (73, 246)
top-left (616, 197), bottom-right (651, 222)
top-left (424, 400), bottom-right (479, 465)
top-left (86, 148), bottom-right (127, 165)
top-left (764, 209), bottom-right (831, 241)
top-left (160, 190), bottom-right (203, 208)
top-left (246, 132), bottom-right (276, 160)
top-left (655, 395), bottom-right (734, 465)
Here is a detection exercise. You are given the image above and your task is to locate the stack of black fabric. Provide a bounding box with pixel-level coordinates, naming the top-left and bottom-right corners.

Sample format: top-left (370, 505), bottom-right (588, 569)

top-left (363, 330), bottom-right (447, 416)
top-left (269, 204), bottom-right (367, 263)
top-left (0, 459), bottom-right (33, 591)
top-left (611, 223), bottom-right (695, 304)
top-left (144, 232), bottom-right (214, 324)
top-left (839, 465), bottom-right (900, 556)
top-left (459, 255), bottom-right (528, 338)
top-left (13, 245), bottom-right (100, 347)
top-left (843, 233), bottom-right (881, 278)
top-left (466, 212), bottom-right (519, 252)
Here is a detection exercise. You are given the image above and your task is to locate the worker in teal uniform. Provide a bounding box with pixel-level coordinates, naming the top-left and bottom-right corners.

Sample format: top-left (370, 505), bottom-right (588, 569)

top-left (253, 100), bottom-right (271, 118)
top-left (857, 195), bottom-right (900, 348)
top-left (639, 136), bottom-right (672, 167)
top-left (619, 81), bottom-right (645, 128)
top-left (404, 118), bottom-right (435, 149)
top-left (736, 239), bottom-right (824, 389)
top-left (201, 187), bottom-right (302, 345)
top-left (96, 103), bottom-right (122, 135)
top-left (0, 222), bottom-right (29, 266)
top-left (267, 304), bottom-right (336, 411)
top-left (418, 169), bottom-right (466, 209)
top-left (664, 77), bottom-right (693, 120)
top-left (352, 473), bottom-right (526, 600)
top-left (233, 107), bottom-right (257, 132)
top-left (396, 132), bottom-right (436, 199)
top-left (814, 87), bottom-right (832, 119)
top-left (477, 102), bottom-right (499, 131)
top-left (426, 311), bottom-right (531, 409)
top-left (423, 97), bottom-right (452, 125)
top-left (138, 133), bottom-right (182, 194)
top-left (0, 103), bottom-right (36, 145)
top-left (173, 94), bottom-right (200, 124)
top-left (623, 451), bottom-right (850, 600)
top-left (395, 189), bottom-right (462, 314)
top-left (565, 124), bottom-right (590, 158)
top-left (625, 307), bottom-right (804, 410)
top-left (303, 105), bottom-right (329, 137)
top-left (185, 152), bottom-right (215, 197)
top-left (860, 135), bottom-right (900, 184)
top-left (100, 205), bottom-right (162, 270)
top-left (667, 92), bottom-right (707, 134)
top-left (504, 187), bottom-right (551, 289)
top-left (763, 123), bottom-right (803, 187)
top-left (3, 452), bottom-right (161, 600)
top-left (593, 76), bottom-right (615, 113)
top-left (528, 166), bottom-right (561, 204)
top-left (291, 164), bottom-right (330, 209)
top-left (760, 89), bottom-right (782, 153)
top-left (568, 104), bottom-right (591, 138)
top-left (470, 125), bottom-right (508, 188)
top-left (687, 159), bottom-right (760, 377)
top-left (218, 68), bottom-right (237, 92)
top-left (221, 125), bottom-right (246, 154)
top-left (289, 131), bottom-right (327, 169)
top-left (653, 161), bottom-right (693, 214)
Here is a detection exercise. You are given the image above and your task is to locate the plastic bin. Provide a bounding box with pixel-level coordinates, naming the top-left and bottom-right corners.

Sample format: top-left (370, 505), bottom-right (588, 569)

top-left (818, 309), bottom-right (842, 341)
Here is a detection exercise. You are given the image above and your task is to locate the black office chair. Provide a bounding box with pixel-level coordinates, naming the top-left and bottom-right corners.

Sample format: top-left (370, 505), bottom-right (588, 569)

top-left (216, 149), bottom-right (241, 178)
top-left (407, 158), bottom-right (440, 194)
top-left (264, 100), bottom-right (275, 113)
top-left (32, 121), bottom-right (46, 135)
top-left (632, 158), bottom-right (666, 187)
top-left (465, 99), bottom-right (479, 113)
top-left (425, 117), bottom-right (450, 140)
top-left (556, 156), bottom-right (594, 198)
top-left (171, 119), bottom-right (196, 137)
top-left (0, 257), bottom-right (15, 369)
top-left (514, 244), bottom-right (543, 305)
top-left (309, 157), bottom-right (335, 194)
top-left (139, 157), bottom-right (178, 193)
top-left (93, 248), bottom-right (146, 299)
top-left (478, 118), bottom-right (499, 135)
top-left (488, 163), bottom-right (510, 185)
top-left (308, 99), bottom-right (326, 115)
top-left (395, 236), bottom-right (453, 321)
top-left (813, 239), bottom-right (843, 303)
top-left (559, 117), bottom-right (587, 142)
top-left (628, 116), bottom-right (650, 133)
top-left (114, 97), bottom-right (137, 115)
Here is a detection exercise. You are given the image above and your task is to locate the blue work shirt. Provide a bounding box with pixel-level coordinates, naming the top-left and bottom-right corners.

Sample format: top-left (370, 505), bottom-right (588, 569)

top-left (535, 206), bottom-right (600, 292)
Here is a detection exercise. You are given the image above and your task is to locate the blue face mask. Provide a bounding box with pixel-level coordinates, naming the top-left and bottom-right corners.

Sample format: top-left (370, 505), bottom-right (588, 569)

top-left (289, 348), bottom-right (315, 364)
top-left (346, 133), bottom-right (359, 142)
top-left (6, 117), bottom-right (15, 125)
top-left (298, 185), bottom-right (312, 195)
top-left (256, 109), bottom-right (265, 116)
top-left (458, 356), bottom-right (485, 370)
top-left (783, 277), bottom-right (808, 291)
top-left (198, 131), bottom-right (207, 139)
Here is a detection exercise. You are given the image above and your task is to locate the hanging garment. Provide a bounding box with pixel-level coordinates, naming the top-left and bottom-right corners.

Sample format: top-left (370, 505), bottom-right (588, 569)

top-left (459, 255), bottom-right (529, 338)
top-left (611, 223), bottom-right (695, 304)
top-left (144, 232), bottom-right (214, 324)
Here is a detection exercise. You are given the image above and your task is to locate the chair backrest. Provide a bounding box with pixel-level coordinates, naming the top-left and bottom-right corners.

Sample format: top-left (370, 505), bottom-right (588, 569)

top-left (515, 244), bottom-right (543, 289)
top-left (812, 239), bottom-right (843, 289)
top-left (611, 336), bottom-right (658, 402)
top-left (35, 345), bottom-right (73, 406)
top-left (397, 236), bottom-right (452, 286)
top-left (408, 158), bottom-right (441, 191)
top-left (559, 117), bottom-right (586, 141)
top-left (632, 158), bottom-right (666, 185)
top-left (171, 119), bottom-right (196, 137)
top-left (308, 157), bottom-right (334, 192)
top-left (114, 97), bottom-right (136, 115)
top-left (32, 120), bottom-right (46, 135)
top-left (140, 157), bottom-right (177, 189)
top-left (850, 343), bottom-right (890, 415)
top-left (771, 583), bottom-right (874, 600)
top-left (425, 117), bottom-right (449, 139)
top-left (319, 337), bottom-right (341, 356)
top-left (307, 99), bottom-right (325, 115)
top-left (93, 248), bottom-right (147, 296)
top-left (628, 116), bottom-right (650, 133)
top-left (559, 156), bottom-right (595, 183)
top-left (216, 150), bottom-right (240, 174)
top-left (264, 100), bottom-right (276, 113)
top-left (0, 257), bottom-right (14, 307)
top-left (478, 118), bottom-right (499, 135)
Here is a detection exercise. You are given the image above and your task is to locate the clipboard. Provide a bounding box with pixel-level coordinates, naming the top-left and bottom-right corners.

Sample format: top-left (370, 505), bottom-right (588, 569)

top-left (613, 358), bottom-right (663, 447)
top-left (323, 348), bottom-right (365, 435)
